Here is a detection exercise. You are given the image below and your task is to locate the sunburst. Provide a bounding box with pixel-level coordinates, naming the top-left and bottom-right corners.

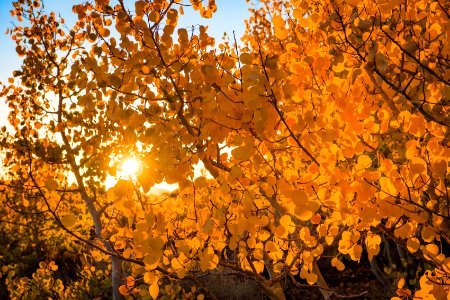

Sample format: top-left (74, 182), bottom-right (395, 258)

top-left (120, 157), bottom-right (142, 179)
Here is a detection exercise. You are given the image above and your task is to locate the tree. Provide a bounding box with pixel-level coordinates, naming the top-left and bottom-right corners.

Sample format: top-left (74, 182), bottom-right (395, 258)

top-left (0, 0), bottom-right (448, 299)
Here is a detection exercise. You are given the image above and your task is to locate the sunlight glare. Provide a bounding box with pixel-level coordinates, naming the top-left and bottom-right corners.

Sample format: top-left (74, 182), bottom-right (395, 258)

top-left (120, 157), bottom-right (141, 179)
top-left (104, 156), bottom-right (179, 194)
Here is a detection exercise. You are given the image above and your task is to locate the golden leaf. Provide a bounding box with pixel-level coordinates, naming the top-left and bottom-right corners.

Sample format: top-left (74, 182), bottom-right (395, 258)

top-left (366, 234), bottom-right (381, 261)
top-left (61, 214), bottom-right (77, 228)
top-left (126, 276), bottom-right (135, 287)
top-left (149, 282), bottom-right (159, 299)
top-left (357, 155), bottom-right (372, 168)
top-left (272, 15), bottom-right (284, 27)
top-left (331, 257), bottom-right (345, 271)
top-left (349, 245), bottom-right (362, 261)
top-left (232, 144), bottom-right (253, 161)
top-left (45, 179), bottom-right (59, 191)
top-left (421, 226), bottom-right (436, 243)
top-left (113, 179), bottom-right (134, 200)
top-left (119, 285), bottom-right (129, 295)
top-left (239, 53), bottom-right (253, 65)
top-left (49, 261), bottom-right (58, 271)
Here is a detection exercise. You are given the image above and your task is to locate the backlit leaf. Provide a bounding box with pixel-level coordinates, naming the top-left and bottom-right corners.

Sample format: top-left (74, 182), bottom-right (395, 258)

top-left (61, 214), bottom-right (77, 228)
top-left (45, 179), bottom-right (59, 191)
top-left (149, 282), bottom-right (159, 299)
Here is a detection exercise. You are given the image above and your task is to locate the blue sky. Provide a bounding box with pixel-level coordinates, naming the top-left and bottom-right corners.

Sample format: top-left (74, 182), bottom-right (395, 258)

top-left (0, 0), bottom-right (251, 126)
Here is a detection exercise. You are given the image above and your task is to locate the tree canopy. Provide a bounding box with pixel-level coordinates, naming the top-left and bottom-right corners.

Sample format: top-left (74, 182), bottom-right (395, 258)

top-left (0, 0), bottom-right (449, 299)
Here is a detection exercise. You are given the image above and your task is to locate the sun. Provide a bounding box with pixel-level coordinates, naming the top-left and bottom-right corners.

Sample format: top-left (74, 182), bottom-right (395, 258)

top-left (105, 156), bottom-right (142, 188)
top-left (120, 157), bottom-right (142, 179)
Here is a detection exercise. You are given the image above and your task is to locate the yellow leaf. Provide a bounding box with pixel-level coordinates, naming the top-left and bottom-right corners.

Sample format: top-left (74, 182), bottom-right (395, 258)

top-left (143, 250), bottom-right (162, 270)
top-left (289, 190), bottom-right (308, 206)
top-left (253, 260), bottom-right (265, 274)
top-left (290, 190), bottom-right (319, 221)
top-left (275, 27), bottom-right (288, 40)
top-left (265, 241), bottom-right (278, 252)
top-left (232, 144), bottom-right (253, 161)
top-left (379, 177), bottom-right (397, 197)
top-left (432, 159), bottom-right (447, 178)
top-left (272, 15), bottom-right (284, 27)
top-left (331, 257), bottom-right (345, 271)
top-left (405, 140), bottom-right (417, 159)
top-left (421, 226), bottom-right (436, 243)
top-left (294, 206), bottom-right (315, 221)
top-left (107, 188), bottom-right (115, 202)
top-left (366, 234), bottom-right (381, 260)
top-left (282, 83), bottom-right (297, 99)
top-left (126, 276), bottom-right (135, 287)
top-left (171, 257), bottom-right (183, 271)
top-left (239, 53), bottom-right (253, 65)
top-left (409, 157), bottom-right (427, 177)
top-left (305, 272), bottom-right (317, 285)
top-left (293, 9), bottom-right (303, 19)
top-left (351, 231), bottom-right (360, 243)
top-left (423, 243), bottom-right (439, 260)
top-left (357, 155), bottom-right (372, 168)
top-left (45, 179), bottom-right (59, 191)
top-left (113, 179), bottom-right (134, 199)
top-left (195, 176), bottom-right (208, 188)
top-left (300, 227), bottom-right (312, 242)
top-left (49, 261), bottom-right (58, 271)
top-left (199, 247), bottom-right (218, 271)
top-left (333, 63), bottom-right (345, 72)
top-left (416, 271), bottom-right (448, 299)
top-left (61, 214), bottom-right (77, 228)
top-left (265, 55), bottom-right (278, 69)
top-left (397, 277), bottom-right (405, 289)
top-left (229, 165), bottom-right (243, 179)
top-left (135, 1), bottom-right (147, 16)
top-left (176, 268), bottom-right (186, 279)
top-left (166, 9), bottom-right (178, 23)
top-left (119, 285), bottom-right (129, 295)
top-left (123, 248), bottom-right (132, 259)
top-left (258, 230), bottom-right (271, 241)
top-left (149, 282), bottom-right (159, 299)
top-left (348, 244), bottom-right (362, 261)
top-left (274, 225), bottom-right (287, 238)
top-left (138, 167), bottom-right (154, 192)
top-left (395, 287), bottom-right (413, 298)
top-left (149, 11), bottom-right (159, 22)
top-left (280, 215), bottom-right (293, 227)
top-left (144, 272), bottom-right (156, 284)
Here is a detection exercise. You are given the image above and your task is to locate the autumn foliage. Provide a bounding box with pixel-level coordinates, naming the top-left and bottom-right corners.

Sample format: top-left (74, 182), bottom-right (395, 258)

top-left (0, 0), bottom-right (449, 299)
